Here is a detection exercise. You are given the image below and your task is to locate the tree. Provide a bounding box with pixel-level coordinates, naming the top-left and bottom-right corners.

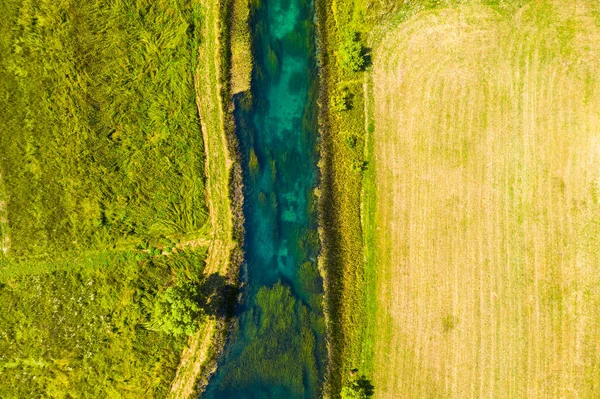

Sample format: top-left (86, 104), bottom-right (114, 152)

top-left (344, 134), bottom-right (358, 149)
top-left (151, 283), bottom-right (202, 336)
top-left (341, 375), bottom-right (375, 399)
top-left (338, 31), bottom-right (365, 72)
top-left (351, 158), bottom-right (368, 173)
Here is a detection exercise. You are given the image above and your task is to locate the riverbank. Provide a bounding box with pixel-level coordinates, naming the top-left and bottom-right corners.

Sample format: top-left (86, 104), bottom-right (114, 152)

top-left (315, 2), bottom-right (452, 396)
top-left (167, 0), bottom-right (248, 396)
top-left (315, 0), bottom-right (383, 396)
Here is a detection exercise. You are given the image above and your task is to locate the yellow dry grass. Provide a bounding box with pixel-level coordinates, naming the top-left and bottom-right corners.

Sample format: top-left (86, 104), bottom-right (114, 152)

top-left (230, 0), bottom-right (252, 94)
top-left (372, 2), bottom-right (600, 398)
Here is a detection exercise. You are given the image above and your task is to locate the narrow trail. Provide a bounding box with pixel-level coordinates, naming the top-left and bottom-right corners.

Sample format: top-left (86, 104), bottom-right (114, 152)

top-left (167, 0), bottom-right (235, 396)
top-left (0, 172), bottom-right (9, 256)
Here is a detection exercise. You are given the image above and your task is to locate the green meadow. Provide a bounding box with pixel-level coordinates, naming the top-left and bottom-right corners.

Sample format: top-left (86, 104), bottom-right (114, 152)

top-left (0, 0), bottom-right (207, 257)
top-left (0, 1), bottom-right (216, 397)
top-left (0, 249), bottom-right (208, 398)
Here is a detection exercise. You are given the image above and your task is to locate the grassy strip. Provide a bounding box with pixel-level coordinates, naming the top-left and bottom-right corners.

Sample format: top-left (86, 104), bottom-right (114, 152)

top-left (0, 248), bottom-right (208, 398)
top-left (359, 72), bottom-right (377, 377)
top-left (167, 0), bottom-right (246, 396)
top-left (0, 235), bottom-right (210, 282)
top-left (315, 0), bottom-right (374, 395)
top-left (230, 0), bottom-right (253, 95)
top-left (0, 173), bottom-right (8, 256)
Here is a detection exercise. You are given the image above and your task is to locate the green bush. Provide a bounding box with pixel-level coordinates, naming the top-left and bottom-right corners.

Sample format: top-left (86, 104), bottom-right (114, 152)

top-left (345, 134), bottom-right (358, 149)
top-left (351, 159), bottom-right (368, 173)
top-left (338, 31), bottom-right (365, 72)
top-left (342, 386), bottom-right (367, 399)
top-left (151, 283), bottom-right (203, 336)
top-left (332, 86), bottom-right (351, 112)
top-left (341, 375), bottom-right (375, 398)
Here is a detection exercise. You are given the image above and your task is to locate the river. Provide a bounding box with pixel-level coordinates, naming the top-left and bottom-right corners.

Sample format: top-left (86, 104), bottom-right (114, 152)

top-left (202, 0), bottom-right (326, 397)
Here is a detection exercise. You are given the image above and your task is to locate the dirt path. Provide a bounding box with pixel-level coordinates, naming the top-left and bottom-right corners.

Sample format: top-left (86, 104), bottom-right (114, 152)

top-left (167, 0), bottom-right (236, 397)
top-left (0, 172), bottom-right (9, 255)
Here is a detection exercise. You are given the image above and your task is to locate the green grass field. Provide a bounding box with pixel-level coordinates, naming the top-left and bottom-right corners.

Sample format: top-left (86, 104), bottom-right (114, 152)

top-left (0, 0), bottom-right (207, 257)
top-left (0, 249), bottom-right (208, 398)
top-left (0, 1), bottom-right (223, 397)
top-left (371, 1), bottom-right (600, 397)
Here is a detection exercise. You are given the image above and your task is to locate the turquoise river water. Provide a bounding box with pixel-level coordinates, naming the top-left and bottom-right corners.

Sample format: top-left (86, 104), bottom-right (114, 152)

top-left (203, 0), bottom-right (326, 397)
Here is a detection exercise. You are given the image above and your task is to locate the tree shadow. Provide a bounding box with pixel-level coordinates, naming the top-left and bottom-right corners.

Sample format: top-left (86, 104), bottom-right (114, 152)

top-left (197, 273), bottom-right (238, 319)
top-left (346, 90), bottom-right (356, 110)
top-left (361, 47), bottom-right (373, 70)
top-left (356, 376), bottom-right (375, 397)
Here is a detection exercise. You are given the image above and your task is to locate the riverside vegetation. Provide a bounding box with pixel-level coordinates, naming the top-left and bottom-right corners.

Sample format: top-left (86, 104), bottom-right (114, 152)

top-left (0, 1), bottom-right (237, 397)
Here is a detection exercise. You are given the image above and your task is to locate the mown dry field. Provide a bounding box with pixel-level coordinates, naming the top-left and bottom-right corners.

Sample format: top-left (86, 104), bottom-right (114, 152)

top-left (372, 1), bottom-right (600, 397)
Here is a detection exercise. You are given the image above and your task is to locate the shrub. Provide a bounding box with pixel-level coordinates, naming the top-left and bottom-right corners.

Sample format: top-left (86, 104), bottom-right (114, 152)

top-left (351, 159), bottom-right (368, 173)
top-left (345, 134), bottom-right (358, 149)
top-left (368, 121), bottom-right (375, 133)
top-left (341, 376), bottom-right (375, 398)
top-left (151, 283), bottom-right (203, 336)
top-left (338, 31), bottom-right (365, 72)
top-left (342, 386), bottom-right (367, 399)
top-left (332, 86), bottom-right (351, 112)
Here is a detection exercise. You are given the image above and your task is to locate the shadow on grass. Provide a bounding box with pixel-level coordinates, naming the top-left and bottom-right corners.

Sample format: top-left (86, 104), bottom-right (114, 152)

top-left (355, 375), bottom-right (375, 397)
top-left (198, 273), bottom-right (238, 319)
top-left (361, 47), bottom-right (373, 70)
